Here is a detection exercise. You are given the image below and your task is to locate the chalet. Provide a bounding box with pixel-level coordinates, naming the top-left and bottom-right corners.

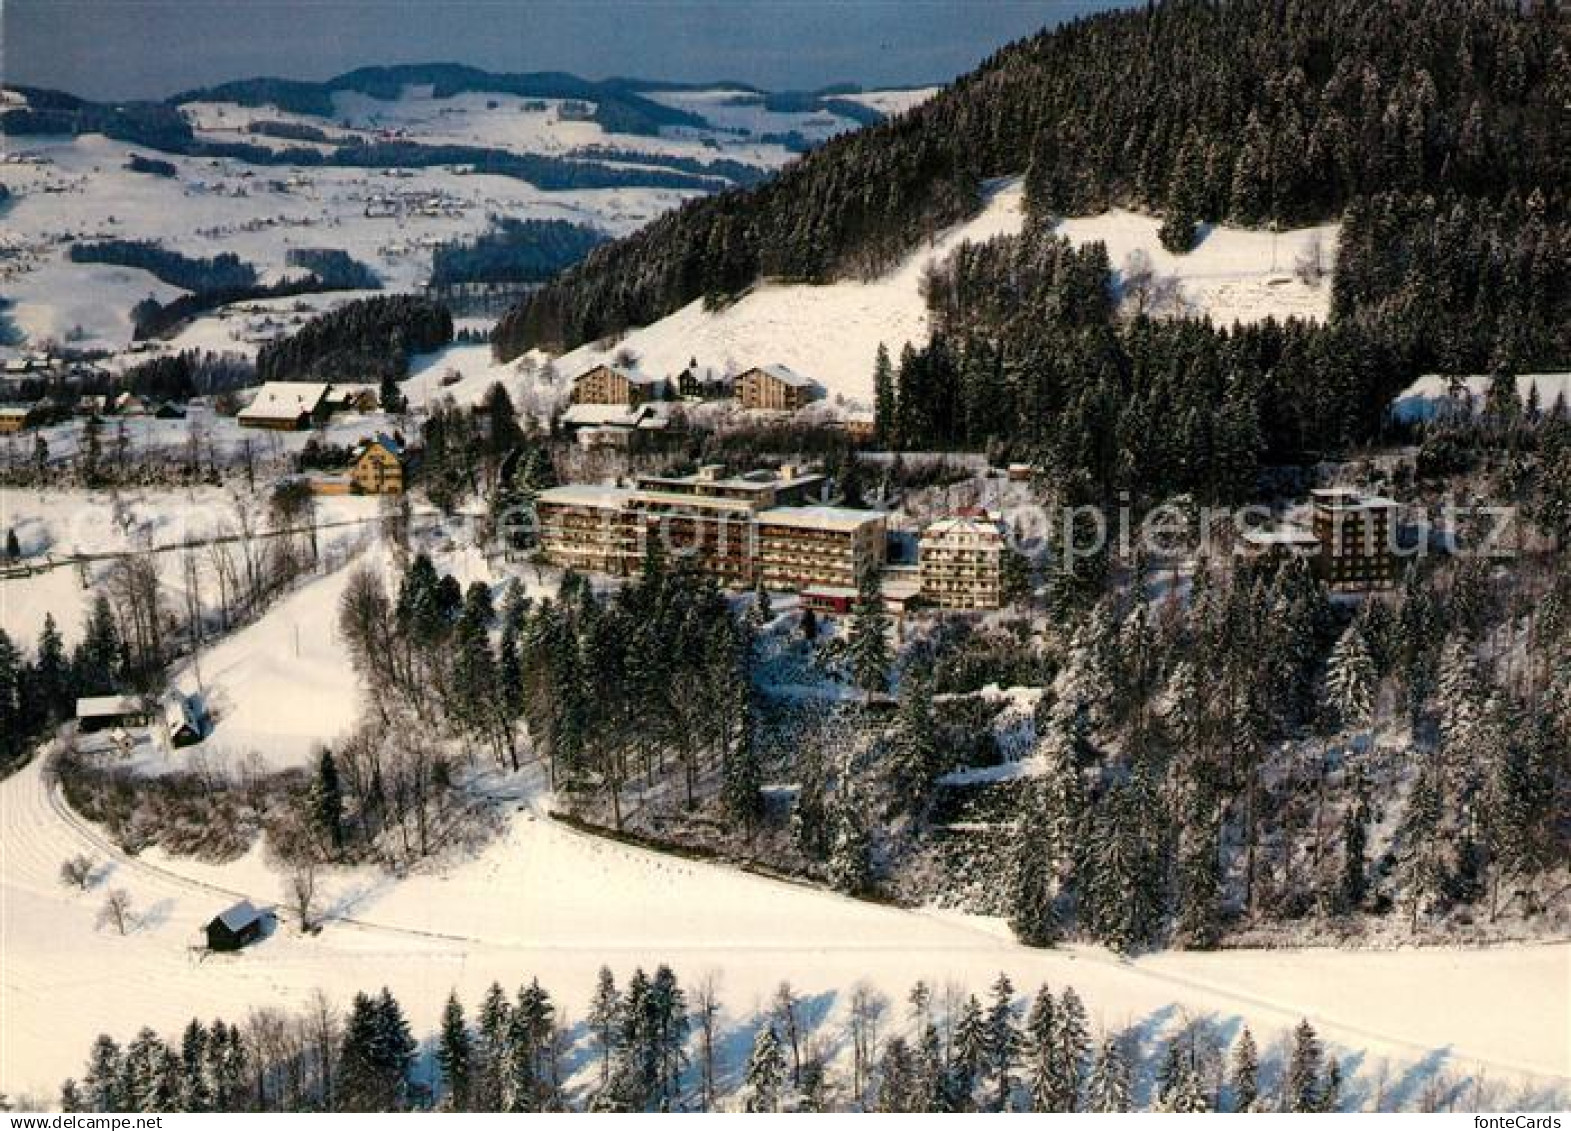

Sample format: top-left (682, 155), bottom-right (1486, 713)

top-left (570, 363), bottom-right (670, 407)
top-left (676, 359), bottom-right (729, 400)
top-left (737, 364), bottom-right (822, 412)
top-left (164, 693), bottom-right (203, 746)
top-left (349, 434), bottom-right (405, 495)
top-left (0, 405), bottom-right (32, 433)
top-left (76, 694), bottom-right (149, 733)
top-left (205, 900), bottom-right (266, 951)
top-left (238, 382), bottom-right (333, 430)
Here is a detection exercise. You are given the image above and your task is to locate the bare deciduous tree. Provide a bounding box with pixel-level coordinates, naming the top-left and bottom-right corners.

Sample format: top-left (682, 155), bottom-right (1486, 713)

top-left (98, 888), bottom-right (133, 935)
top-left (59, 854), bottom-right (96, 890)
top-left (289, 861), bottom-right (319, 932)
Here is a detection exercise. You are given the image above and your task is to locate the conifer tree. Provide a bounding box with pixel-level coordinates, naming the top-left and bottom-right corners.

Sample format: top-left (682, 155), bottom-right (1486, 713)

top-left (873, 343), bottom-right (896, 446)
top-left (1286, 1019), bottom-right (1323, 1113)
top-left (1052, 987), bottom-right (1089, 1112)
top-left (743, 1025), bottom-right (785, 1113)
top-left (846, 566), bottom-right (891, 695)
top-left (984, 973), bottom-right (1019, 1111)
top-left (1086, 1035), bottom-right (1131, 1113)
top-left (436, 991), bottom-right (473, 1111)
top-left (310, 748), bottom-right (346, 853)
top-left (586, 967), bottom-right (619, 1089)
top-left (1008, 778), bottom-right (1059, 947)
top-left (1229, 1026), bottom-right (1260, 1112)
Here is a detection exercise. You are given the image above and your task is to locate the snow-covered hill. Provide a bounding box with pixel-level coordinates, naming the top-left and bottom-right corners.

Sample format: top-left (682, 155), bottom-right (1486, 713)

top-left (554, 179), bottom-right (1338, 405)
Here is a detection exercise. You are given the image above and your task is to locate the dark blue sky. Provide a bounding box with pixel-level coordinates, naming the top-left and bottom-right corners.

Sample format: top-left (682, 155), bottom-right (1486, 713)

top-left (3, 1), bottom-right (1130, 100)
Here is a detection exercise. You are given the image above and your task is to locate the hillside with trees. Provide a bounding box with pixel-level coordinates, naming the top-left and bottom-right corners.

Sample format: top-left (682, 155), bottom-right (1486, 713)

top-left (492, 0), bottom-right (1568, 360)
top-left (254, 295), bottom-right (453, 385)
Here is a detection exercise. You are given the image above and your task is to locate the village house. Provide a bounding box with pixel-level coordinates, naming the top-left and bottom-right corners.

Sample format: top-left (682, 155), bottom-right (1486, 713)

top-left (325, 383), bottom-right (380, 413)
top-left (676, 359), bottom-right (730, 400)
top-left (1236, 489), bottom-right (1400, 590)
top-left (237, 382), bottom-right (334, 430)
top-left (736, 364), bottom-right (822, 412)
top-left (0, 405), bottom-right (32, 433)
top-left (919, 509), bottom-right (1008, 610)
top-left (349, 434), bottom-right (406, 494)
top-left (559, 402), bottom-right (671, 449)
top-left (570, 363), bottom-right (671, 407)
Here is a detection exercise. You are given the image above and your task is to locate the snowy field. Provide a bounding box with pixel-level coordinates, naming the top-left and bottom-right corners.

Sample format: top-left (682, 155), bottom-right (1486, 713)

top-left (553, 179), bottom-right (1338, 404)
top-left (1, 742), bottom-right (1566, 1104)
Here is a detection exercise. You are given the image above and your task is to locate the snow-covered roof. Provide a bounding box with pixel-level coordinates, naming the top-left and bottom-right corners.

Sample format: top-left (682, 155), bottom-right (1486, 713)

top-left (561, 403), bottom-right (654, 428)
top-left (746, 363), bottom-right (816, 388)
top-left (1310, 489), bottom-right (1398, 511)
top-left (756, 505), bottom-right (887, 533)
top-left (164, 694), bottom-right (200, 733)
top-left (922, 511), bottom-right (1006, 541)
top-left (537, 484), bottom-right (636, 510)
top-left (354, 433), bottom-right (404, 458)
top-left (577, 363), bottom-right (667, 387)
top-left (1242, 525), bottom-right (1319, 546)
top-left (213, 899), bottom-right (263, 932)
top-left (76, 694), bottom-right (143, 719)
top-left (238, 382), bottom-right (331, 421)
top-left (0, 405), bottom-right (29, 419)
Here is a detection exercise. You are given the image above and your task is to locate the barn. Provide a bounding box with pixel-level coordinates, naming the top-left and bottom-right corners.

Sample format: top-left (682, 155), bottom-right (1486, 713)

top-left (76, 695), bottom-right (150, 733)
top-left (205, 900), bottom-right (266, 951)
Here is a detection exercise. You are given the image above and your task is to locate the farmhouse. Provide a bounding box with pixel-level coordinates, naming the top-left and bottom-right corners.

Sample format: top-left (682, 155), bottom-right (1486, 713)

top-left (349, 434), bottom-right (406, 494)
top-left (205, 900), bottom-right (267, 952)
top-left (571, 363), bottom-right (670, 407)
top-left (76, 695), bottom-right (150, 733)
top-left (736, 364), bottom-right (822, 412)
top-left (238, 382), bottom-right (333, 430)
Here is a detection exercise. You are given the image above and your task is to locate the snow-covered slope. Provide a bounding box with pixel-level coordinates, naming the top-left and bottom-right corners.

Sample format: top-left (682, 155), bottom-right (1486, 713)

top-left (2, 745), bottom-right (1567, 1101)
top-left (553, 180), bottom-right (1339, 405)
top-left (554, 178), bottom-right (1028, 405)
top-left (1392, 371), bottom-right (1571, 422)
top-left (1055, 210), bottom-right (1337, 326)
